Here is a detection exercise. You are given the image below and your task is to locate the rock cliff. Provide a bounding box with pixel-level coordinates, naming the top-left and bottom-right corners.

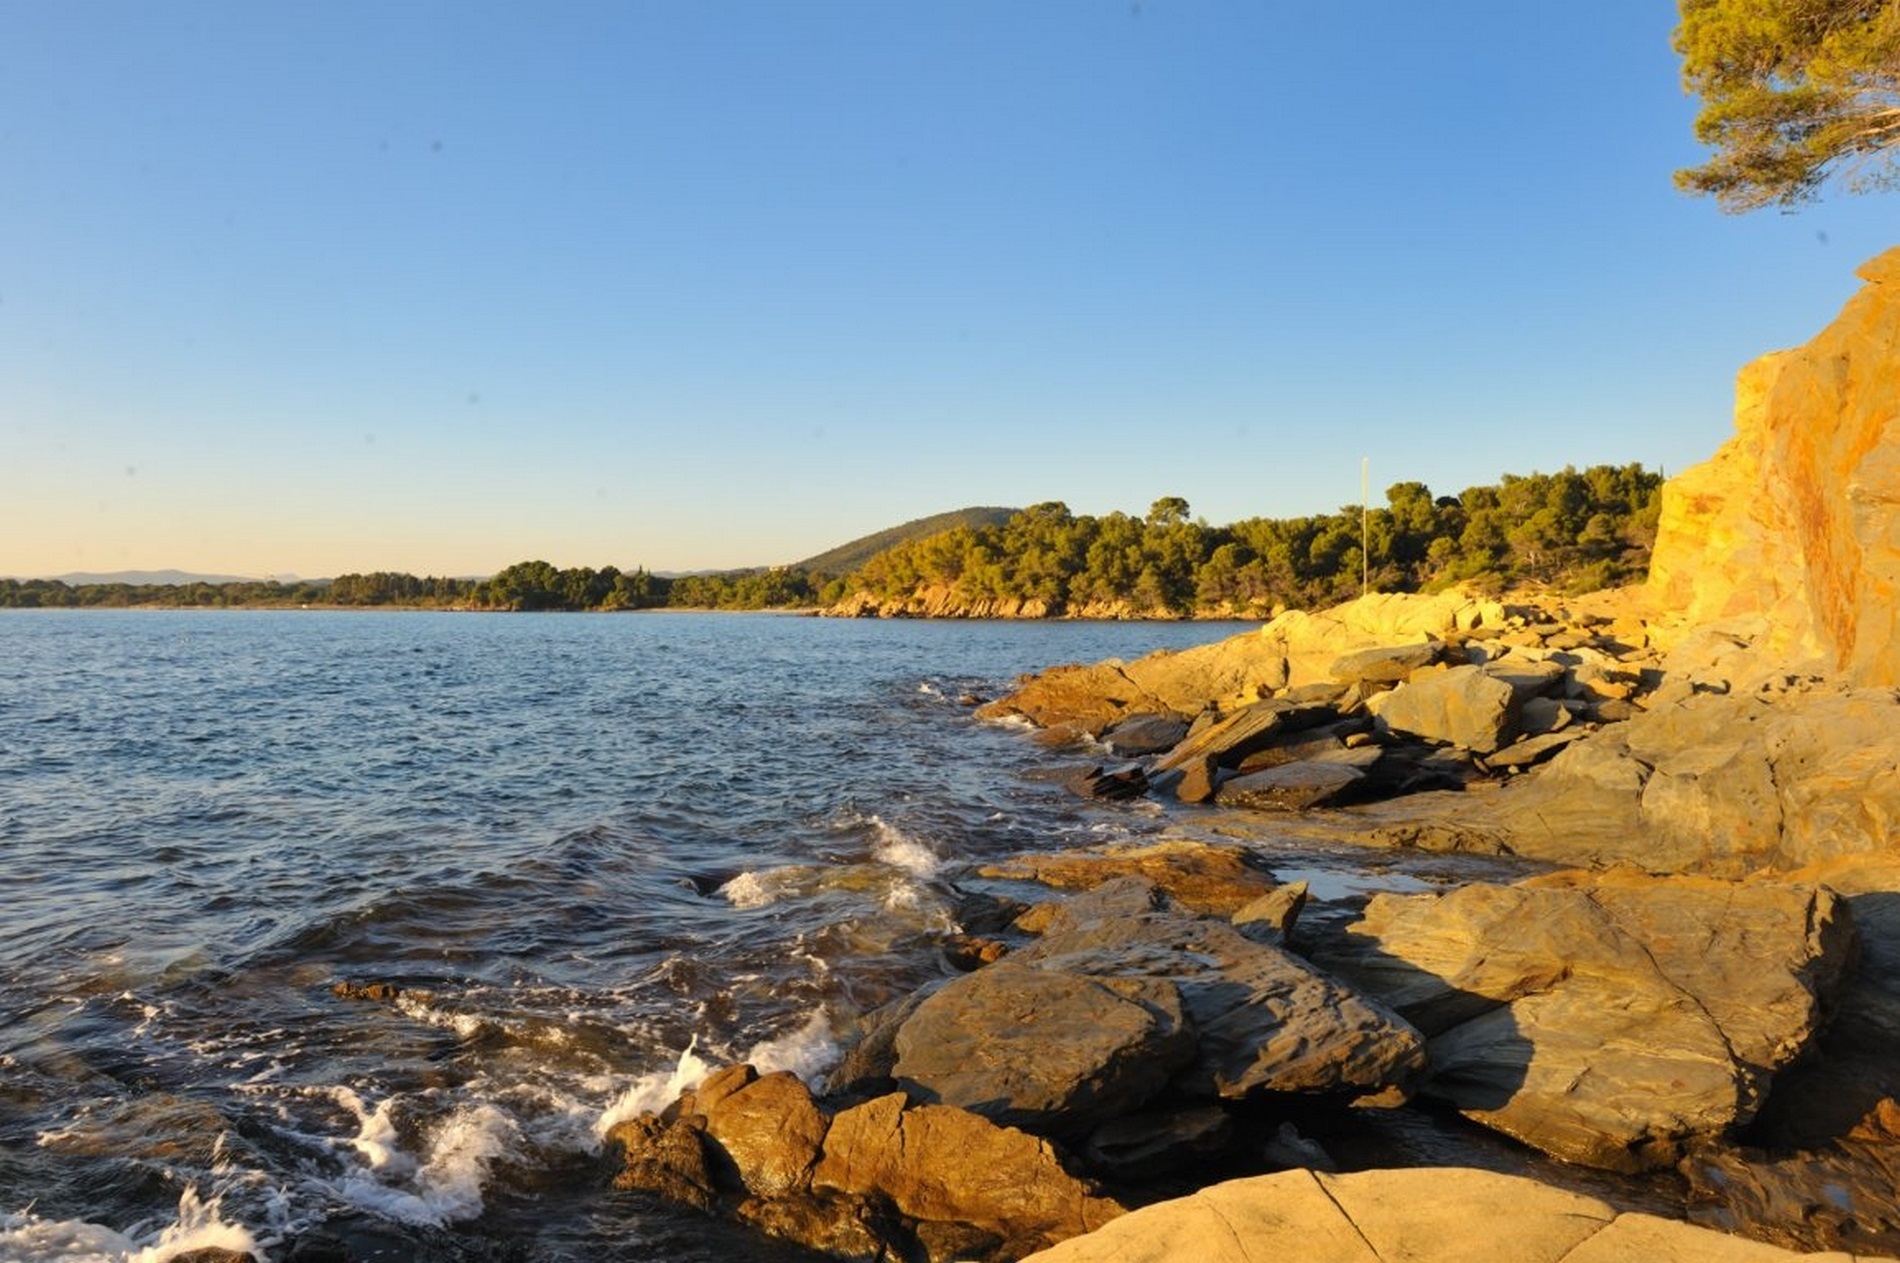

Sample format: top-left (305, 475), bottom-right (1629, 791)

top-left (1647, 247), bottom-right (1900, 686)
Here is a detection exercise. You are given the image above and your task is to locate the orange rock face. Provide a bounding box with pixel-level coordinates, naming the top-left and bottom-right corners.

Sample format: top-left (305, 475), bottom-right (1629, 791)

top-left (1648, 247), bottom-right (1900, 685)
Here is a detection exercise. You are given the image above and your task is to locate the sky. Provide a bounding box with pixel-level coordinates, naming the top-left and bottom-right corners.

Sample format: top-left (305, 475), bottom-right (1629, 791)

top-left (2, 2), bottom-right (1896, 580)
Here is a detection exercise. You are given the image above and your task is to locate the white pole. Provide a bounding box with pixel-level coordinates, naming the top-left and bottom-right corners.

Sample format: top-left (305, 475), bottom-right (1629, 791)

top-left (1361, 456), bottom-right (1369, 598)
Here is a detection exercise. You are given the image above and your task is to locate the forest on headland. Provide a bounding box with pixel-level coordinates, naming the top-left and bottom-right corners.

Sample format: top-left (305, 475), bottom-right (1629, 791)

top-left (1, 463), bottom-right (1662, 617)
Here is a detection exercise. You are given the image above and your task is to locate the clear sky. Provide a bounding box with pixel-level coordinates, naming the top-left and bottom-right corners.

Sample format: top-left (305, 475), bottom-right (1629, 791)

top-left (2, 2), bottom-right (1894, 580)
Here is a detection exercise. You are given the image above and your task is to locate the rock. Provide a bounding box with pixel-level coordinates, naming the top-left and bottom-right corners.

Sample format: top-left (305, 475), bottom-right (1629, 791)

top-left (1388, 684), bottom-right (1900, 876)
top-left (697, 1066), bottom-right (828, 1197)
top-left (1306, 871), bottom-right (1856, 1172)
top-left (1011, 879), bottom-right (1427, 1103)
top-left (1483, 728), bottom-right (1581, 770)
top-left (1017, 1166), bottom-right (1871, 1262)
top-left (1647, 246), bottom-right (1900, 689)
top-left (811, 1091), bottom-right (1125, 1260)
top-left (330, 980), bottom-right (403, 1002)
top-left (1366, 664), bottom-right (1519, 752)
top-left (1083, 1105), bottom-right (1234, 1182)
top-left (1213, 759), bottom-right (1365, 810)
top-left (1230, 880), bottom-right (1308, 946)
top-left (1328, 641), bottom-right (1442, 686)
top-left (977, 840), bottom-right (1283, 918)
top-left (1153, 699), bottom-right (1341, 776)
top-left (974, 633), bottom-right (1295, 738)
top-left (610, 1112), bottom-right (721, 1211)
top-left (1063, 764), bottom-right (1149, 801)
top-left (610, 1068), bottom-right (1125, 1262)
top-left (1517, 694), bottom-right (1576, 734)
top-left (1099, 713), bottom-right (1191, 756)
top-left (1683, 1137), bottom-right (1900, 1255)
top-left (891, 961), bottom-right (1196, 1138)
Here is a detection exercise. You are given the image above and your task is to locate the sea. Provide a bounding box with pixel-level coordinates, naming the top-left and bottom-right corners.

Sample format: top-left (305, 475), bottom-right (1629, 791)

top-left (0, 609), bottom-right (1509, 1263)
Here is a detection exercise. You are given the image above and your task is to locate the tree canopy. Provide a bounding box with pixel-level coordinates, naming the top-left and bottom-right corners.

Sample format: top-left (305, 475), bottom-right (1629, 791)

top-left (1675, 0), bottom-right (1900, 211)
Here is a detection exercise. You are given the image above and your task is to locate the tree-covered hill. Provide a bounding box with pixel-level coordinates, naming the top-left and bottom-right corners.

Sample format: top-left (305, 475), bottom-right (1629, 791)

top-left (794, 506), bottom-right (1019, 576)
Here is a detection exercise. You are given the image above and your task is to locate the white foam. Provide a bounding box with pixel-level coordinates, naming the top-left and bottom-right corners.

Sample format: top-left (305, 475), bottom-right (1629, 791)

top-left (719, 870), bottom-right (778, 909)
top-left (0, 1187), bottom-right (260, 1263)
top-left (318, 1086), bottom-right (519, 1228)
top-left (745, 1011), bottom-right (838, 1085)
top-left (867, 815), bottom-right (942, 878)
top-left (594, 1039), bottom-right (713, 1138)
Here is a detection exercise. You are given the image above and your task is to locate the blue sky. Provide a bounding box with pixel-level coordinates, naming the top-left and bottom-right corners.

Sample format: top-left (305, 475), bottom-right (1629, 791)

top-left (2, 2), bottom-right (1894, 579)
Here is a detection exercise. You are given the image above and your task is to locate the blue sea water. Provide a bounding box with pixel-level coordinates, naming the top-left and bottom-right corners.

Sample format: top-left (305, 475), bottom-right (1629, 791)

top-left (0, 609), bottom-right (1290, 1261)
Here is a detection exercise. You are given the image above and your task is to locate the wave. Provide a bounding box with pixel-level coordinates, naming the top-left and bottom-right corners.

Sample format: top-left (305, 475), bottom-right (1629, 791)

top-left (0, 1187), bottom-right (259, 1263)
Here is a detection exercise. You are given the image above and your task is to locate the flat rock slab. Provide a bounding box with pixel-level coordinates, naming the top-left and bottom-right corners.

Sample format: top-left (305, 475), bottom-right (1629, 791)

top-left (1017, 1166), bottom-right (1877, 1262)
top-left (1307, 871), bottom-right (1855, 1171)
top-left (1213, 759), bottom-right (1365, 810)
top-left (977, 840), bottom-right (1283, 917)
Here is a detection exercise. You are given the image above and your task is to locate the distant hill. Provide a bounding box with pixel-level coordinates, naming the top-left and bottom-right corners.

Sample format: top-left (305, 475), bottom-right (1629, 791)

top-left (51, 569), bottom-right (260, 586)
top-left (795, 507), bottom-right (1020, 576)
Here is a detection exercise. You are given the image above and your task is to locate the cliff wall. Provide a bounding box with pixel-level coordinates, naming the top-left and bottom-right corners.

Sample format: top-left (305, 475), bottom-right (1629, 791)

top-left (1647, 247), bottom-right (1900, 685)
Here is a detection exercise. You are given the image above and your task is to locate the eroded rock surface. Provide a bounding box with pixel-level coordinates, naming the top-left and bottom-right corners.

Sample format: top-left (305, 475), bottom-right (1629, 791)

top-left (1307, 871), bottom-right (1856, 1172)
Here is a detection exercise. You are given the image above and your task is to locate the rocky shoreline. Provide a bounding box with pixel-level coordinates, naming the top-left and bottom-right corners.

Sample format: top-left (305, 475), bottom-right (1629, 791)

top-left (598, 250), bottom-right (1900, 1262)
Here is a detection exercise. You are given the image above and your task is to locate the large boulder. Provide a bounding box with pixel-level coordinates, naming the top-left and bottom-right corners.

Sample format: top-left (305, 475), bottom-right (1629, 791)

top-left (1365, 663), bottom-right (1520, 753)
top-left (890, 962), bottom-right (1195, 1138)
top-left (1017, 1166), bottom-right (1876, 1262)
top-left (1647, 247), bottom-right (1900, 688)
top-left (1306, 871), bottom-right (1856, 1172)
top-left (1010, 878), bottom-right (1427, 1103)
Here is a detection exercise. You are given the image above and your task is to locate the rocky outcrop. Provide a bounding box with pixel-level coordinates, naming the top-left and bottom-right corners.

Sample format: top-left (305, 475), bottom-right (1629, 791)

top-left (608, 1063), bottom-right (1124, 1262)
top-left (1647, 247), bottom-right (1900, 688)
top-left (1305, 870), bottom-right (1856, 1172)
top-left (1017, 1166), bottom-right (1884, 1262)
top-left (841, 879), bottom-right (1426, 1138)
top-left (1375, 678), bottom-right (1900, 877)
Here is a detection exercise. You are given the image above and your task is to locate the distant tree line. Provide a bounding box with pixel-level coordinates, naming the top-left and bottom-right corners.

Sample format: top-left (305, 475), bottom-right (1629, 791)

top-left (0, 464), bottom-right (1663, 616)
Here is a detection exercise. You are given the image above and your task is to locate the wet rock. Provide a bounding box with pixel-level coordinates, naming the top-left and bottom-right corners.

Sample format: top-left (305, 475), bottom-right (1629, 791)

top-left (608, 1069), bottom-right (1124, 1263)
top-left (1083, 1105), bottom-right (1234, 1182)
top-left (1682, 1132), bottom-right (1900, 1255)
top-left (1306, 870), bottom-right (1856, 1172)
top-left (1063, 764), bottom-right (1149, 801)
top-left (611, 1113), bottom-right (720, 1211)
top-left (1099, 713), bottom-right (1191, 757)
top-left (977, 840), bottom-right (1282, 918)
top-left (329, 980), bottom-right (403, 1002)
top-left (168, 1252), bottom-right (258, 1263)
top-left (891, 962), bottom-right (1196, 1138)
